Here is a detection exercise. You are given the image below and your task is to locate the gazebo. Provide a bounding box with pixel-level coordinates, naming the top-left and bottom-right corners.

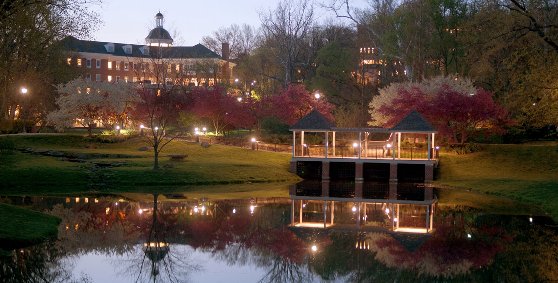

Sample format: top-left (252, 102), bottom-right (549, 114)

top-left (289, 110), bottom-right (438, 182)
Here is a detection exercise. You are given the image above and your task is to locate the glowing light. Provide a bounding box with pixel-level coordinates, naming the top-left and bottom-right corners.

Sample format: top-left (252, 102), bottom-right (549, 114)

top-left (194, 127), bottom-right (199, 132)
top-left (234, 78), bottom-right (239, 83)
top-left (115, 125), bottom-right (120, 130)
top-left (385, 208), bottom-right (390, 214)
top-left (435, 146), bottom-right (440, 150)
top-left (467, 233), bottom-right (472, 239)
top-left (352, 142), bottom-right (359, 148)
top-left (140, 124), bottom-right (145, 129)
top-left (202, 127), bottom-right (207, 132)
top-left (314, 92), bottom-right (320, 99)
top-left (352, 206), bottom-right (357, 212)
top-left (20, 87), bottom-right (28, 94)
top-left (249, 205), bottom-right (255, 214)
top-left (114, 202), bottom-right (118, 206)
top-left (386, 144), bottom-right (392, 148)
top-left (529, 217), bottom-right (533, 223)
top-left (154, 127), bottom-right (159, 131)
top-left (138, 209), bottom-right (143, 214)
top-left (201, 205), bottom-right (206, 213)
top-left (251, 137), bottom-right (256, 143)
top-left (303, 143), bottom-right (307, 147)
top-left (237, 97), bottom-right (242, 102)
top-left (193, 206), bottom-right (199, 213)
top-left (302, 203), bottom-right (306, 208)
top-left (311, 245), bottom-right (318, 252)
top-left (394, 217), bottom-right (398, 222)
top-left (232, 208), bottom-right (236, 214)
top-left (469, 93), bottom-right (475, 96)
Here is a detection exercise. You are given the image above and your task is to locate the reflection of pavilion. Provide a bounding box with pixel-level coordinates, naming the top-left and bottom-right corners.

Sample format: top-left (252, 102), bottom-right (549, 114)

top-left (289, 181), bottom-right (436, 234)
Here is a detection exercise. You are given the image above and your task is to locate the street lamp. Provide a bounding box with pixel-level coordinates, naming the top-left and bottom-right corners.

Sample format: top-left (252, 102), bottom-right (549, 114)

top-left (20, 87), bottom-right (29, 133)
top-left (314, 92), bottom-right (320, 99)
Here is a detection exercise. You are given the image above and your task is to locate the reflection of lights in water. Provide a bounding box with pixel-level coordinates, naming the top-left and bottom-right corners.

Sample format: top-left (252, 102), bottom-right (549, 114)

top-left (529, 217), bottom-right (533, 223)
top-left (385, 208), bottom-right (390, 214)
top-left (467, 233), bottom-right (472, 239)
top-left (311, 245), bottom-right (318, 252)
top-left (352, 206), bottom-right (357, 212)
top-left (232, 208), bottom-right (236, 214)
top-left (250, 205), bottom-right (255, 214)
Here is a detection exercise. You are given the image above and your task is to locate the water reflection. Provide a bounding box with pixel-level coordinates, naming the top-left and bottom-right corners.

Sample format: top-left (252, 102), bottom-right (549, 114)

top-left (0, 184), bottom-right (557, 282)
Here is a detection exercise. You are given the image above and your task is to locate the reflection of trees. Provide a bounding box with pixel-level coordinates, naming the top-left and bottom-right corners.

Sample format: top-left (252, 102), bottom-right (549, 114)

top-left (119, 194), bottom-right (199, 283)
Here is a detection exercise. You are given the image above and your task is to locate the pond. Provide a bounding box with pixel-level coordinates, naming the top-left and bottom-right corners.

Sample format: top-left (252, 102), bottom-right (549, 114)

top-left (1, 182), bottom-right (557, 283)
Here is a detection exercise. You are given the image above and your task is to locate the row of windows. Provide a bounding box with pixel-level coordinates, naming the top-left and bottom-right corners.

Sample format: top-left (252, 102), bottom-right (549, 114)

top-left (68, 57), bottom-right (217, 73)
top-left (83, 74), bottom-right (217, 85)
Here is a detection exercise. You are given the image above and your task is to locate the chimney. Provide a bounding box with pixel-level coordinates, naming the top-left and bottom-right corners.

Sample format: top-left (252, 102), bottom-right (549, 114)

top-left (221, 42), bottom-right (230, 60)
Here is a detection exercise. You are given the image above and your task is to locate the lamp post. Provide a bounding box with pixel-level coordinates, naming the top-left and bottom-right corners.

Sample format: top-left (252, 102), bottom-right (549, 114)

top-left (20, 87), bottom-right (28, 133)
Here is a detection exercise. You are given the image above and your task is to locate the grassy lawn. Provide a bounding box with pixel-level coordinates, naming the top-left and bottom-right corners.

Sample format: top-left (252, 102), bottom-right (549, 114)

top-left (0, 134), bottom-right (300, 195)
top-left (436, 143), bottom-right (558, 219)
top-left (0, 203), bottom-right (60, 252)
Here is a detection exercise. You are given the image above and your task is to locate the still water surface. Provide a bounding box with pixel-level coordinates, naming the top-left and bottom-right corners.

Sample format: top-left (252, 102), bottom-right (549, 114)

top-left (1, 182), bottom-right (557, 282)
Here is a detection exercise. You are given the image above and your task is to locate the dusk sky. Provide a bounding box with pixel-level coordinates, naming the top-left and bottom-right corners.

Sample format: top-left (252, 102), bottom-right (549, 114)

top-left (90, 0), bottom-right (367, 46)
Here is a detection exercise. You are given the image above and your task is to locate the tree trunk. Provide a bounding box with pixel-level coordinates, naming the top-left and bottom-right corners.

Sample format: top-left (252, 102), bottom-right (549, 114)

top-left (153, 145), bottom-right (160, 170)
top-left (87, 125), bottom-right (93, 137)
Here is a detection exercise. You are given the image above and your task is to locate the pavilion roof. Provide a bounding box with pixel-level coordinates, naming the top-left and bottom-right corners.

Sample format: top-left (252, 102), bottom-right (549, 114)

top-left (391, 110), bottom-right (436, 133)
top-left (290, 110), bottom-right (334, 131)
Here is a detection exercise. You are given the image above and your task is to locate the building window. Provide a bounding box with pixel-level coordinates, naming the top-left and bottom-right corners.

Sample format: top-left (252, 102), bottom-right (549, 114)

top-left (85, 74), bottom-right (91, 81)
top-left (67, 58), bottom-right (72, 65)
top-left (77, 58), bottom-right (82, 67)
top-left (124, 76), bottom-right (128, 82)
top-left (96, 60), bottom-right (101, 69)
top-left (95, 74), bottom-right (101, 81)
top-left (86, 59), bottom-right (91, 68)
top-left (108, 61), bottom-right (112, 70)
top-left (115, 62), bottom-right (120, 70)
top-left (107, 75), bottom-right (113, 82)
top-left (133, 77), bottom-right (138, 82)
top-left (124, 62), bottom-right (129, 71)
top-left (115, 76), bottom-right (120, 82)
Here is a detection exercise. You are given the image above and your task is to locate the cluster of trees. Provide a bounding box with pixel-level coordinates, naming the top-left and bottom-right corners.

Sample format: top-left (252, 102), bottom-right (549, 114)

top-left (0, 0), bottom-right (99, 131)
top-left (201, 0), bottom-right (557, 138)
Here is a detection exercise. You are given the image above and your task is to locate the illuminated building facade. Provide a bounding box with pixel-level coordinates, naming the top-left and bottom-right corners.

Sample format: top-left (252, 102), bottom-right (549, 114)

top-left (62, 12), bottom-right (233, 86)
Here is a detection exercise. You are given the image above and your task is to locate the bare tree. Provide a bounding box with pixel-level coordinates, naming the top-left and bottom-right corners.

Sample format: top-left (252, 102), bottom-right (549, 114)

top-left (202, 24), bottom-right (260, 59)
top-left (260, 0), bottom-right (315, 85)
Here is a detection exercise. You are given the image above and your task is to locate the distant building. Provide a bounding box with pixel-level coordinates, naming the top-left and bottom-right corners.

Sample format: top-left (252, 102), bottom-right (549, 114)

top-left (62, 12), bottom-right (233, 86)
top-left (355, 25), bottom-right (406, 87)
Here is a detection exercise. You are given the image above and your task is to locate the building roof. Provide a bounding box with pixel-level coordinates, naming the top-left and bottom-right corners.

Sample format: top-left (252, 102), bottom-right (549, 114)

top-left (146, 27), bottom-right (173, 42)
top-left (390, 110), bottom-right (436, 133)
top-left (61, 36), bottom-right (221, 59)
top-left (290, 110), bottom-right (335, 131)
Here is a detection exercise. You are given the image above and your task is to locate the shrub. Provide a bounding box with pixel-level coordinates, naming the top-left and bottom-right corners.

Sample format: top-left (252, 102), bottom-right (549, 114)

top-left (0, 138), bottom-right (15, 154)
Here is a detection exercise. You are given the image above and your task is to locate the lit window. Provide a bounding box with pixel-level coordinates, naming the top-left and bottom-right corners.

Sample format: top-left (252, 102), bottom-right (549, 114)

top-left (96, 60), bottom-right (101, 69)
top-left (67, 58), bottom-right (72, 65)
top-left (77, 58), bottom-right (82, 66)
top-left (86, 59), bottom-right (91, 68)
top-left (124, 76), bottom-right (128, 82)
top-left (107, 75), bottom-right (112, 82)
top-left (124, 62), bottom-right (129, 71)
top-left (108, 61), bottom-right (112, 70)
top-left (115, 62), bottom-right (120, 70)
top-left (133, 77), bottom-right (138, 82)
top-left (176, 64), bottom-right (180, 72)
top-left (95, 74), bottom-right (101, 81)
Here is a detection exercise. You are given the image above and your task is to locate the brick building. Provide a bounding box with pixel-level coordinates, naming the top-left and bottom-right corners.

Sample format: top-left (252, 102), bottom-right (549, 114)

top-left (62, 12), bottom-right (233, 86)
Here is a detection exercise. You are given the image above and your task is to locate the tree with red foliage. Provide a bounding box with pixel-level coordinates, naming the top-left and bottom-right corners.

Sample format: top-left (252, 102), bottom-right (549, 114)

top-left (190, 87), bottom-right (255, 134)
top-left (373, 81), bottom-right (509, 144)
top-left (267, 84), bottom-right (335, 125)
top-left (131, 86), bottom-right (189, 170)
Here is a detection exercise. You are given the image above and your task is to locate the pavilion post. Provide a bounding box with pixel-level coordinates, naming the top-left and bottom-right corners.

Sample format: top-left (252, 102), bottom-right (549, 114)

top-left (426, 134), bottom-right (434, 160)
top-left (330, 201), bottom-right (334, 225)
top-left (292, 131), bottom-right (296, 157)
top-left (332, 131), bottom-right (336, 157)
top-left (325, 131), bottom-right (329, 158)
top-left (299, 200), bottom-right (303, 224)
top-left (323, 201), bottom-right (327, 228)
top-left (358, 132), bottom-right (362, 159)
top-left (397, 132), bottom-right (401, 159)
top-left (301, 131), bottom-right (305, 156)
